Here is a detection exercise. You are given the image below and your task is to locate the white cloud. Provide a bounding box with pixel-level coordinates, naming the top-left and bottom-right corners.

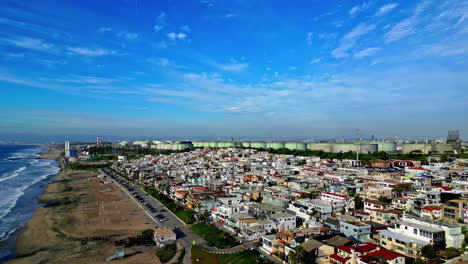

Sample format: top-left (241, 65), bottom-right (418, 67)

top-left (332, 23), bottom-right (376, 58)
top-left (167, 32), bottom-right (187, 40)
top-left (3, 36), bottom-right (54, 51)
top-left (353, 47), bottom-right (381, 59)
top-left (180, 25), bottom-right (191, 32)
top-left (375, 3), bottom-right (399, 16)
top-left (158, 57), bottom-right (169, 67)
top-left (225, 13), bottom-right (237, 18)
top-left (265, 67), bottom-right (271, 71)
top-left (306, 32), bottom-right (313, 45)
top-left (97, 27), bottom-right (112, 32)
top-left (211, 62), bottom-right (248, 72)
top-left (349, 2), bottom-right (371, 17)
top-left (117, 31), bottom-right (139, 40)
top-left (385, 1), bottom-right (431, 42)
top-left (153, 12), bottom-right (167, 31)
top-left (310, 58), bottom-right (321, 64)
top-left (67, 47), bottom-right (115, 56)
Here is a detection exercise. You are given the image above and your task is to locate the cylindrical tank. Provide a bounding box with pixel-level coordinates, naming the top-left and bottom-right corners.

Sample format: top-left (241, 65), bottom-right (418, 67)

top-left (118, 141), bottom-right (128, 147)
top-left (431, 144), bottom-right (454, 154)
top-left (285, 142), bottom-right (307, 151)
top-left (307, 143), bottom-right (332, 152)
top-left (357, 143), bottom-right (378, 154)
top-left (268, 142), bottom-right (285, 150)
top-left (251, 142), bottom-right (267, 149)
top-left (241, 142), bottom-right (251, 148)
top-left (285, 142), bottom-right (297, 150)
top-left (223, 142), bottom-right (236, 148)
top-left (401, 144), bottom-right (426, 154)
top-left (331, 144), bottom-right (356, 153)
top-left (369, 142), bottom-right (397, 153)
top-left (296, 142), bottom-right (307, 151)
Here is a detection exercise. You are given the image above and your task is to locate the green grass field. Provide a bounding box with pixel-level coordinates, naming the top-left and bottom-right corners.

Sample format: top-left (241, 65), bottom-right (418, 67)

top-left (190, 223), bottom-right (238, 249)
top-left (191, 246), bottom-right (261, 264)
top-left (156, 243), bottom-right (177, 263)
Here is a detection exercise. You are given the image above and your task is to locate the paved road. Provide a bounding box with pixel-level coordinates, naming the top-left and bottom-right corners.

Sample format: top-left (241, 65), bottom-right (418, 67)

top-left (102, 169), bottom-right (207, 263)
top-left (101, 169), bottom-right (279, 263)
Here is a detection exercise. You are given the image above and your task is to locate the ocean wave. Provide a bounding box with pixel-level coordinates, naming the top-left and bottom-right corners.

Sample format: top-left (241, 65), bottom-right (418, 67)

top-left (8, 146), bottom-right (43, 159)
top-left (0, 167), bottom-right (26, 183)
top-left (0, 164), bottom-right (59, 219)
top-left (0, 187), bottom-right (25, 219)
top-left (0, 226), bottom-right (20, 242)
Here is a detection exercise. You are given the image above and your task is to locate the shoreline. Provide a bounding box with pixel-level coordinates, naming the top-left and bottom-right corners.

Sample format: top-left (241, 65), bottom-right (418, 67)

top-left (5, 145), bottom-right (159, 264)
top-left (0, 145), bottom-right (62, 262)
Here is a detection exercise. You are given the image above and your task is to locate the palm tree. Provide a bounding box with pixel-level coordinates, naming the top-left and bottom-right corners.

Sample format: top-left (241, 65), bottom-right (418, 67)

top-left (288, 246), bottom-right (305, 264)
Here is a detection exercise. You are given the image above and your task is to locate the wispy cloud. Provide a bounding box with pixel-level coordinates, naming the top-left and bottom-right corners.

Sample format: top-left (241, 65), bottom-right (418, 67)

top-left (224, 13), bottom-right (237, 18)
top-left (349, 2), bottom-right (371, 17)
top-left (2, 36), bottom-right (54, 52)
top-left (97, 27), bottom-right (112, 33)
top-left (306, 32), bottom-right (313, 45)
top-left (158, 57), bottom-right (170, 67)
top-left (180, 25), bottom-right (191, 32)
top-left (332, 23), bottom-right (376, 58)
top-left (167, 32), bottom-right (187, 40)
top-left (206, 59), bottom-right (248, 72)
top-left (375, 3), bottom-right (399, 16)
top-left (67, 47), bottom-right (116, 56)
top-left (153, 12), bottom-right (167, 31)
top-left (117, 31), bottom-right (139, 40)
top-left (353, 47), bottom-right (381, 59)
top-left (310, 58), bottom-right (320, 64)
top-left (385, 1), bottom-right (431, 42)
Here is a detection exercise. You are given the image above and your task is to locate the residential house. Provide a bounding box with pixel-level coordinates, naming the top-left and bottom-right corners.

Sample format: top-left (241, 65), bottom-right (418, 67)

top-left (364, 200), bottom-right (392, 213)
top-left (154, 228), bottom-right (176, 248)
top-left (321, 192), bottom-right (355, 213)
top-left (421, 205), bottom-right (442, 220)
top-left (339, 221), bottom-right (372, 241)
top-left (441, 199), bottom-right (468, 221)
top-left (368, 209), bottom-right (404, 226)
top-left (365, 187), bottom-right (393, 200)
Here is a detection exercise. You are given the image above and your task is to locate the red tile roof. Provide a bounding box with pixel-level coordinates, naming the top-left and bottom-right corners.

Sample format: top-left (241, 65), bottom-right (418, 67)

top-left (422, 206), bottom-right (441, 211)
top-left (363, 249), bottom-right (402, 260)
top-left (338, 243), bottom-right (377, 254)
top-left (322, 192), bottom-right (350, 199)
top-left (330, 253), bottom-right (351, 263)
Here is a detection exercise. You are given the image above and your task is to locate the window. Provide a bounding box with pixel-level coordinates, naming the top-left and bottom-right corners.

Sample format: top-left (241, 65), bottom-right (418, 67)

top-left (413, 229), bottom-right (418, 235)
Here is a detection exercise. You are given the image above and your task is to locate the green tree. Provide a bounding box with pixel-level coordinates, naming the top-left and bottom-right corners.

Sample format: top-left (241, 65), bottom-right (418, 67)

top-left (444, 247), bottom-right (460, 259)
top-left (353, 194), bottom-right (364, 209)
top-left (421, 244), bottom-right (437, 259)
top-left (288, 246), bottom-right (305, 264)
top-left (142, 229), bottom-right (154, 237)
top-left (378, 196), bottom-right (392, 203)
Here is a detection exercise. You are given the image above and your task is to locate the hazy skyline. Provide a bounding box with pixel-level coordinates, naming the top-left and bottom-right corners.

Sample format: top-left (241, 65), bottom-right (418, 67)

top-left (1, 0), bottom-right (467, 141)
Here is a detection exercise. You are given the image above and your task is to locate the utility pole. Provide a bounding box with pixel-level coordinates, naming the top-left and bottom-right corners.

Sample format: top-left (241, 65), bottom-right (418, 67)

top-left (355, 129), bottom-right (361, 161)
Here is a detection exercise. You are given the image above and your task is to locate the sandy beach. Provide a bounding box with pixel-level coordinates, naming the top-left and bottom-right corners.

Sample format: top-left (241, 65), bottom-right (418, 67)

top-left (6, 146), bottom-right (159, 264)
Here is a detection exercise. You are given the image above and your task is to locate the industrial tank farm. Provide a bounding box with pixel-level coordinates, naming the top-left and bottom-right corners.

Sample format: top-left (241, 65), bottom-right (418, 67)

top-left (307, 143), bottom-right (332, 152)
top-left (250, 142), bottom-right (267, 149)
top-left (368, 142), bottom-right (397, 153)
top-left (134, 140), bottom-right (438, 155)
top-left (268, 142), bottom-right (285, 150)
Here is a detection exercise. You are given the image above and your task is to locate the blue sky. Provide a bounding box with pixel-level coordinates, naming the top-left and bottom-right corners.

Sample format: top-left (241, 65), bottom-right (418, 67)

top-left (0, 0), bottom-right (467, 141)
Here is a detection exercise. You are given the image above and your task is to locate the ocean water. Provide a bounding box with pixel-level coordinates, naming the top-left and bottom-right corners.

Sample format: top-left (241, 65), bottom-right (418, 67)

top-left (0, 145), bottom-right (60, 261)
